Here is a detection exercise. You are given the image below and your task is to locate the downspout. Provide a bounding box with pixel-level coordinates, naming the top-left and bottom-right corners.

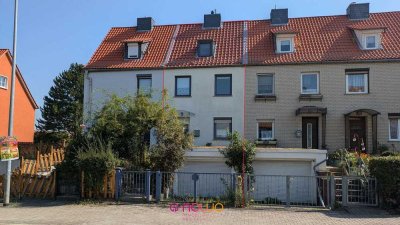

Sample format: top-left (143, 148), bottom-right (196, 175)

top-left (84, 70), bottom-right (92, 130)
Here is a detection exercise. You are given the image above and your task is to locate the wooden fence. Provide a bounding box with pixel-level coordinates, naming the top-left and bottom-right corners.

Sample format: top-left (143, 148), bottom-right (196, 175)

top-left (20, 147), bottom-right (65, 175)
top-left (81, 171), bottom-right (115, 199)
top-left (0, 147), bottom-right (64, 199)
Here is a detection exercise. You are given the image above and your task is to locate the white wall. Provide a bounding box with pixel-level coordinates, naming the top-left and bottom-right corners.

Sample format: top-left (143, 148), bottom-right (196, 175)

top-left (164, 67), bottom-right (245, 146)
top-left (84, 70), bottom-right (163, 124)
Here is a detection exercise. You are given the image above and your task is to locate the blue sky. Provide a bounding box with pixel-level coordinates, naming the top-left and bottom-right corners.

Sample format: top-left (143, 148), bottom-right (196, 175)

top-left (1, 0), bottom-right (400, 121)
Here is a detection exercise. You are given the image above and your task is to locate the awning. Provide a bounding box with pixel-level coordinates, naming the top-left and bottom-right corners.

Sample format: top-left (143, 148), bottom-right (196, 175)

top-left (296, 106), bottom-right (327, 116)
top-left (344, 109), bottom-right (380, 116)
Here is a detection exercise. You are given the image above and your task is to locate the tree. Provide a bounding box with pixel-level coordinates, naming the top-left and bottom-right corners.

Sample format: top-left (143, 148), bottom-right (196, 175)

top-left (89, 93), bottom-right (193, 170)
top-left (219, 131), bottom-right (256, 174)
top-left (36, 63), bottom-right (84, 143)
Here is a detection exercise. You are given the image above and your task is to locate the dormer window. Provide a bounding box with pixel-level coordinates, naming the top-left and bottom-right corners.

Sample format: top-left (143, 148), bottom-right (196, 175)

top-left (125, 40), bottom-right (150, 59)
top-left (365, 34), bottom-right (378, 49)
top-left (197, 40), bottom-right (214, 57)
top-left (127, 43), bottom-right (140, 59)
top-left (274, 33), bottom-right (295, 53)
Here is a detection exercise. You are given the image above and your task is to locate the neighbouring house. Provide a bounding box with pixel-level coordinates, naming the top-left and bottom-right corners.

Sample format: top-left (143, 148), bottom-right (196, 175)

top-left (245, 3), bottom-right (400, 154)
top-left (0, 49), bottom-right (38, 143)
top-left (84, 2), bottom-right (400, 176)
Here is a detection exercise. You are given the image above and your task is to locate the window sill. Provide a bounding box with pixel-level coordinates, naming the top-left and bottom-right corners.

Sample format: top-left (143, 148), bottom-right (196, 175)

top-left (388, 139), bottom-right (400, 142)
top-left (0, 86), bottom-right (7, 90)
top-left (345, 92), bottom-right (369, 95)
top-left (255, 140), bottom-right (278, 146)
top-left (255, 94), bottom-right (276, 101)
top-left (299, 94), bottom-right (323, 101)
top-left (214, 95), bottom-right (232, 97)
top-left (174, 95), bottom-right (191, 98)
top-left (213, 138), bottom-right (229, 141)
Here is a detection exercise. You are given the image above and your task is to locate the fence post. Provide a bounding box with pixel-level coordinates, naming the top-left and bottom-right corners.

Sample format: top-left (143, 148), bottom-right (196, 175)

top-left (342, 176), bottom-right (348, 207)
top-left (231, 172), bottom-right (236, 193)
top-left (286, 176), bottom-right (291, 207)
top-left (192, 173), bottom-right (199, 201)
top-left (155, 171), bottom-right (161, 203)
top-left (329, 175), bottom-right (336, 208)
top-left (145, 169), bottom-right (151, 203)
top-left (115, 168), bottom-right (122, 201)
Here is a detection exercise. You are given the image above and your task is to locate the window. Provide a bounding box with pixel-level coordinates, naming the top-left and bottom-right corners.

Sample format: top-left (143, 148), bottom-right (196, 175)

top-left (277, 38), bottom-right (293, 53)
top-left (127, 43), bottom-right (140, 59)
top-left (0, 76), bottom-right (7, 89)
top-left (257, 74), bottom-right (274, 95)
top-left (214, 118), bottom-right (232, 140)
top-left (346, 72), bottom-right (368, 94)
top-left (137, 75), bottom-right (152, 95)
top-left (215, 74), bottom-right (232, 96)
top-left (389, 118), bottom-right (400, 141)
top-left (301, 73), bottom-right (319, 94)
top-left (258, 121), bottom-right (274, 140)
top-left (175, 76), bottom-right (191, 97)
top-left (197, 40), bottom-right (214, 57)
top-left (364, 35), bottom-right (378, 49)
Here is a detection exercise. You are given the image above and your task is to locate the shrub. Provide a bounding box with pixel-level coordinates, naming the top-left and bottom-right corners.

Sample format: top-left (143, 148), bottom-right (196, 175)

top-left (76, 139), bottom-right (120, 193)
top-left (369, 156), bottom-right (400, 209)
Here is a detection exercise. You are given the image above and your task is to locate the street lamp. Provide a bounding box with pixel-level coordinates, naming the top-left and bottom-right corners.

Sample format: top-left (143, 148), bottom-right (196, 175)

top-left (4, 0), bottom-right (19, 207)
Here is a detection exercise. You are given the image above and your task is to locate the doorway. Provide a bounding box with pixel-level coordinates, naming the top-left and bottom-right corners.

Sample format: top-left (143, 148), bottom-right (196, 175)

top-left (302, 117), bottom-right (319, 149)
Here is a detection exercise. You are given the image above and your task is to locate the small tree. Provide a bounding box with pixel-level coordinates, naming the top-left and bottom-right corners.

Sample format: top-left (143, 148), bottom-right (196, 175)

top-left (219, 131), bottom-right (256, 174)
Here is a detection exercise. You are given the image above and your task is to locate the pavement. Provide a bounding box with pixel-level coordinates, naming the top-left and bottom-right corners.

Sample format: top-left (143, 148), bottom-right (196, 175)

top-left (0, 200), bottom-right (399, 225)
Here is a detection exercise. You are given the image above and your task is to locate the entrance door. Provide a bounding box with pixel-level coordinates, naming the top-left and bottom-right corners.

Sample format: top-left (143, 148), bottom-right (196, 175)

top-left (302, 117), bottom-right (319, 149)
top-left (349, 117), bottom-right (366, 150)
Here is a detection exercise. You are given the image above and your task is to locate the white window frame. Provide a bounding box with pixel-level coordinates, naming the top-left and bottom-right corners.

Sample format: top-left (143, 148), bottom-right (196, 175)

top-left (127, 42), bottom-right (140, 59)
top-left (257, 74), bottom-right (274, 95)
top-left (346, 73), bottom-right (369, 94)
top-left (277, 37), bottom-right (293, 53)
top-left (389, 118), bottom-right (400, 141)
top-left (301, 73), bottom-right (319, 94)
top-left (363, 34), bottom-right (379, 50)
top-left (256, 120), bottom-right (275, 141)
top-left (0, 75), bottom-right (7, 89)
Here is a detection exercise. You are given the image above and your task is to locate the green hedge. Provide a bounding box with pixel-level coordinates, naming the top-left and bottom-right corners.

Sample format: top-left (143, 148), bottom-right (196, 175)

top-left (369, 156), bottom-right (400, 209)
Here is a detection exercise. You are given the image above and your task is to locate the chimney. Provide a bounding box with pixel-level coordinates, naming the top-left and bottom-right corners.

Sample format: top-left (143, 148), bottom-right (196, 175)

top-left (204, 11), bottom-right (222, 29)
top-left (270, 8), bottom-right (288, 26)
top-left (137, 17), bottom-right (154, 31)
top-left (347, 2), bottom-right (370, 20)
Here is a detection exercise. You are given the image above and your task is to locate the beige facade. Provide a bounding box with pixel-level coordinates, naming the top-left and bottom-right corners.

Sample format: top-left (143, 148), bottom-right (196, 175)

top-left (245, 62), bottom-right (400, 153)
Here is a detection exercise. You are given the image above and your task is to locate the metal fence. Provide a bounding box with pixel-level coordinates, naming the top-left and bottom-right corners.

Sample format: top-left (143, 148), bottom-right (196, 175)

top-left (115, 170), bottom-right (378, 208)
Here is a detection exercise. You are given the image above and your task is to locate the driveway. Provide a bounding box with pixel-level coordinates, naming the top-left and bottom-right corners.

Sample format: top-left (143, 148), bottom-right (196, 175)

top-left (0, 201), bottom-right (399, 225)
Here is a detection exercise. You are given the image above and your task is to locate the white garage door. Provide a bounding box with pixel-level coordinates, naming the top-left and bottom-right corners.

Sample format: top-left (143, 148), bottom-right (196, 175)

top-left (253, 160), bottom-right (312, 176)
top-left (179, 161), bottom-right (231, 173)
top-left (252, 161), bottom-right (316, 203)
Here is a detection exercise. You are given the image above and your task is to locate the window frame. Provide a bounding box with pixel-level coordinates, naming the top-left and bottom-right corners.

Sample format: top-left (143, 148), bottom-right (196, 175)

top-left (277, 37), bottom-right (293, 53)
top-left (137, 75), bottom-right (152, 95)
top-left (257, 120), bottom-right (275, 141)
top-left (257, 74), bottom-right (274, 95)
top-left (301, 72), bottom-right (320, 95)
top-left (214, 74), bottom-right (232, 96)
top-left (389, 118), bottom-right (400, 141)
top-left (126, 42), bottom-right (141, 59)
top-left (175, 76), bottom-right (192, 97)
top-left (363, 34), bottom-right (379, 50)
top-left (197, 40), bottom-right (214, 57)
top-left (213, 117), bottom-right (232, 140)
top-left (0, 75), bottom-right (8, 89)
top-left (345, 72), bottom-right (369, 94)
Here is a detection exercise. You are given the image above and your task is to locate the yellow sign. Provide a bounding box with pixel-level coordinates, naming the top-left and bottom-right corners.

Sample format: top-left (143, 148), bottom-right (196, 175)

top-left (0, 136), bottom-right (19, 161)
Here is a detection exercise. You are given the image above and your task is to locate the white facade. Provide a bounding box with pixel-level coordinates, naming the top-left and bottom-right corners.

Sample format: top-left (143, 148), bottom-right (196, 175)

top-left (164, 67), bottom-right (245, 146)
top-left (83, 70), bottom-right (163, 123)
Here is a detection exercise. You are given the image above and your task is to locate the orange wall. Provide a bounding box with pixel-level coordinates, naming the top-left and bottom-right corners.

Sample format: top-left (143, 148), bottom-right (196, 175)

top-left (0, 54), bottom-right (36, 142)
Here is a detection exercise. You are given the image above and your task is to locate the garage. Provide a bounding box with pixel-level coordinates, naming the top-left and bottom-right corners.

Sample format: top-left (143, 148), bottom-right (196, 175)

top-left (253, 160), bottom-right (312, 176)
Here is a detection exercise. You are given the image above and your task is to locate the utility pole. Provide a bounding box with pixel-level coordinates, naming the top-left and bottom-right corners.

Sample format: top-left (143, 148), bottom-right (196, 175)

top-left (4, 0), bottom-right (19, 207)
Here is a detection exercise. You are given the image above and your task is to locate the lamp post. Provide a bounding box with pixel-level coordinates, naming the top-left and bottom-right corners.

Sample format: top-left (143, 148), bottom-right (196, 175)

top-left (4, 0), bottom-right (19, 207)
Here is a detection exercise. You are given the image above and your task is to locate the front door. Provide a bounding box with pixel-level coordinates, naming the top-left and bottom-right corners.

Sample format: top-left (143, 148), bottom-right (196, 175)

top-left (302, 117), bottom-right (319, 149)
top-left (349, 117), bottom-right (366, 151)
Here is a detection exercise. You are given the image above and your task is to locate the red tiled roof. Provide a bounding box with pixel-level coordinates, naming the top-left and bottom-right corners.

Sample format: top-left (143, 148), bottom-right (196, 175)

top-left (86, 25), bottom-right (176, 69)
top-left (248, 12), bottom-right (400, 65)
top-left (166, 21), bottom-right (244, 68)
top-left (86, 11), bottom-right (400, 70)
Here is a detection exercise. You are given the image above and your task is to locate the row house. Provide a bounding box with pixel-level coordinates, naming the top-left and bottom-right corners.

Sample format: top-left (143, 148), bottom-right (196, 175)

top-left (85, 3), bottom-right (400, 154)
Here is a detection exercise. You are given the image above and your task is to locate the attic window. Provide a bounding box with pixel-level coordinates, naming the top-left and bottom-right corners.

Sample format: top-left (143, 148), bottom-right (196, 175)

top-left (197, 40), bottom-right (214, 57)
top-left (364, 34), bottom-right (378, 49)
top-left (126, 42), bottom-right (149, 59)
top-left (0, 75), bottom-right (7, 89)
top-left (274, 33), bottom-right (295, 53)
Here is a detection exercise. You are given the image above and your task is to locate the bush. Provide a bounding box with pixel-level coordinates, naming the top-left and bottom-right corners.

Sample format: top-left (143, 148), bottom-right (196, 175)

top-left (76, 139), bottom-right (120, 193)
top-left (369, 156), bottom-right (400, 209)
